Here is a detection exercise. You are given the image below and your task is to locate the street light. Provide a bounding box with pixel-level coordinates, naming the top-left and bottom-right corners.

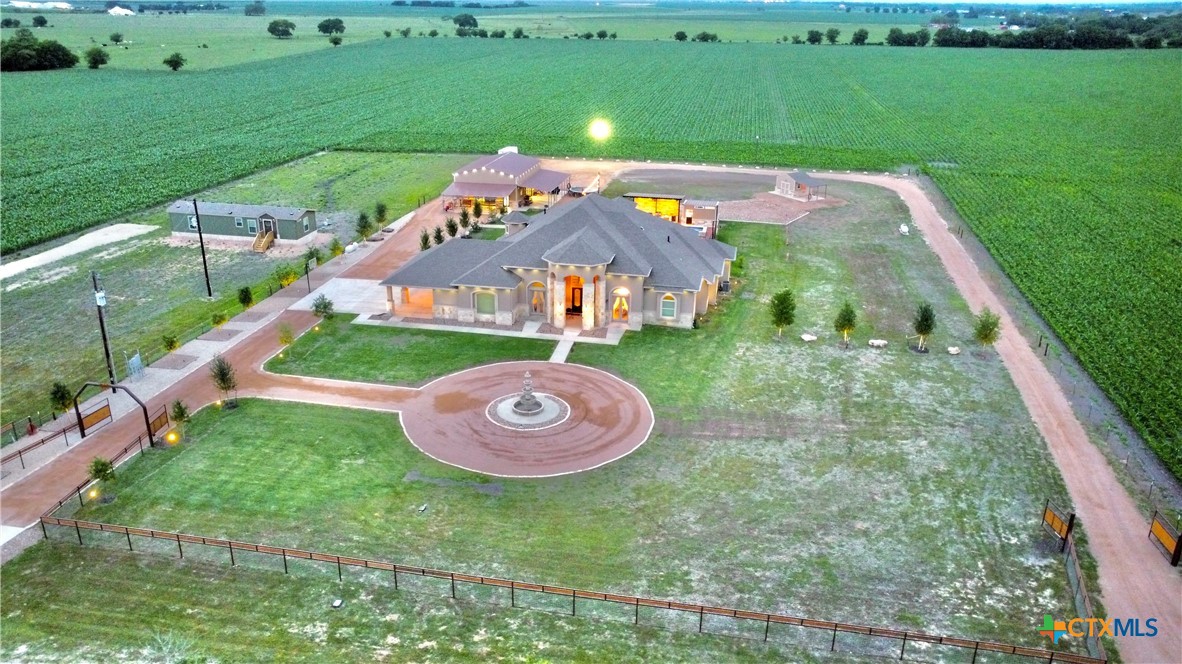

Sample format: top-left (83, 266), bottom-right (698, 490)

top-left (91, 271), bottom-right (117, 389)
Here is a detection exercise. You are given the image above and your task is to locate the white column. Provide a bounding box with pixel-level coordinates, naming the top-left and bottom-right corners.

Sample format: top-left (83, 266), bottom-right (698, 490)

top-left (552, 274), bottom-right (565, 328)
top-left (582, 279), bottom-right (595, 331)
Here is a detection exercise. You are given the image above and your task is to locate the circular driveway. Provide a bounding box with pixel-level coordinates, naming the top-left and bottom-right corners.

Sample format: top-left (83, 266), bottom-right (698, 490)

top-left (399, 362), bottom-right (653, 477)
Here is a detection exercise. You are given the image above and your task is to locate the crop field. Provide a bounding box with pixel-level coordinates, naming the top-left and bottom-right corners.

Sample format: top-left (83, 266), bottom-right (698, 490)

top-left (20, 194), bottom-right (1091, 659)
top-left (2, 36), bottom-right (1179, 474)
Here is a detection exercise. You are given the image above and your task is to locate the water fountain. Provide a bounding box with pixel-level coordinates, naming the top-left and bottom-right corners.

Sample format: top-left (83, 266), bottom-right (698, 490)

top-left (486, 371), bottom-right (570, 430)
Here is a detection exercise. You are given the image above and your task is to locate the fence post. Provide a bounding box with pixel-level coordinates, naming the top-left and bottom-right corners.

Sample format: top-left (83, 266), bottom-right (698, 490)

top-left (75, 522), bottom-right (82, 545)
top-left (634, 600), bottom-right (639, 625)
top-left (337, 557), bottom-right (342, 582)
top-left (764, 615), bottom-right (770, 641)
top-left (17, 448), bottom-right (25, 469)
top-left (126, 530), bottom-right (133, 551)
top-left (571, 593), bottom-right (576, 616)
top-left (393, 568), bottom-right (398, 590)
top-left (698, 607), bottom-right (704, 633)
top-left (282, 551), bottom-right (288, 574)
top-left (510, 584), bottom-right (514, 607)
top-left (899, 632), bottom-right (907, 659)
top-left (229, 543), bottom-right (235, 566)
top-left (77, 488), bottom-right (84, 509)
top-left (1062, 514), bottom-right (1076, 552)
top-left (176, 534), bottom-right (183, 559)
top-left (830, 625), bottom-right (838, 651)
top-left (450, 574), bottom-right (456, 599)
top-left (40, 520), bottom-right (47, 539)
top-left (971, 642), bottom-right (978, 664)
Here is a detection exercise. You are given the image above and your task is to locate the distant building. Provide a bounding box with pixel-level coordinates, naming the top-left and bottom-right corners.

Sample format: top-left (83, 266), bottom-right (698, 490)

top-left (621, 193), bottom-right (720, 238)
top-left (774, 171), bottom-right (827, 201)
top-left (442, 148), bottom-right (570, 211)
top-left (167, 201), bottom-right (317, 252)
top-left (381, 195), bottom-right (735, 331)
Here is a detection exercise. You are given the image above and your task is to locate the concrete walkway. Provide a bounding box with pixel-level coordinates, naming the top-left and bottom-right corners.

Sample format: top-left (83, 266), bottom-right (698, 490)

top-left (549, 340), bottom-right (574, 363)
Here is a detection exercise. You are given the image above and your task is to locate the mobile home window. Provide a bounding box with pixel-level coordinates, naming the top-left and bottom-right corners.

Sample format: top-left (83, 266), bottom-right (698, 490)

top-left (247, 219), bottom-right (257, 233)
top-left (187, 215), bottom-right (197, 230)
top-left (235, 217), bottom-right (244, 228)
top-left (660, 294), bottom-right (677, 319)
top-left (303, 217), bottom-right (310, 233)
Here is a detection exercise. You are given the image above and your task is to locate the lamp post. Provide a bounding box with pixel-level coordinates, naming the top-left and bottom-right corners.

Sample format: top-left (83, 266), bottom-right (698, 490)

top-left (91, 271), bottom-right (117, 389)
top-left (192, 199), bottom-right (213, 298)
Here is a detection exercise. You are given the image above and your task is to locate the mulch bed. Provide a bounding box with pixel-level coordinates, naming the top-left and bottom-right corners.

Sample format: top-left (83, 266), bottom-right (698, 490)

top-left (536, 323), bottom-right (564, 335)
top-left (579, 328), bottom-right (608, 339)
top-left (198, 328), bottom-right (240, 342)
top-left (235, 310), bottom-right (269, 323)
top-left (151, 353), bottom-right (199, 371)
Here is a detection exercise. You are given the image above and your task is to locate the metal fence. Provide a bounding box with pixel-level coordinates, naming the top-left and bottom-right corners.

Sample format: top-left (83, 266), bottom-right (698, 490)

top-left (38, 509), bottom-right (1104, 664)
top-left (1041, 500), bottom-right (1106, 661)
top-left (1, 421), bottom-right (80, 471)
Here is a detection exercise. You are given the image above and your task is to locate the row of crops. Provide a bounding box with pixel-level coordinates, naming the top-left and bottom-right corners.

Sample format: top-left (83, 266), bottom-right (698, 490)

top-left (1, 39), bottom-right (1179, 474)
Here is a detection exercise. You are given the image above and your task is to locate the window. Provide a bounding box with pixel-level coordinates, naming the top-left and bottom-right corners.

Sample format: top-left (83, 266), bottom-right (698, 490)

top-left (475, 292), bottom-right (496, 315)
top-left (247, 219), bottom-right (257, 233)
top-left (187, 215), bottom-right (197, 230)
top-left (235, 217), bottom-right (244, 228)
top-left (303, 217), bottom-right (310, 233)
top-left (660, 294), bottom-right (677, 319)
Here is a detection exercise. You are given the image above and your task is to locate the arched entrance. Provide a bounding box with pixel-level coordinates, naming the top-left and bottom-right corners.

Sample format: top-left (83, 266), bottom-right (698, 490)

top-left (564, 275), bottom-right (584, 316)
top-left (611, 287), bottom-right (630, 321)
top-left (528, 282), bottom-right (545, 316)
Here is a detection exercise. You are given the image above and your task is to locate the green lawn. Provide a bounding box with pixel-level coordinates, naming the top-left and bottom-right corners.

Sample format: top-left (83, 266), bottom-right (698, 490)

top-left (0, 152), bottom-right (468, 424)
top-left (2, 543), bottom-right (826, 663)
top-left (37, 183), bottom-right (1089, 656)
top-left (265, 315), bottom-right (555, 385)
top-left (470, 225), bottom-right (506, 240)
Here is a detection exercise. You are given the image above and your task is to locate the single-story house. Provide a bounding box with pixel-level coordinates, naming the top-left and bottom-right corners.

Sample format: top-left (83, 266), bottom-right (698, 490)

top-left (622, 193), bottom-right (721, 238)
top-left (774, 171), bottom-right (827, 201)
top-left (167, 201), bottom-right (317, 251)
top-left (381, 194), bottom-right (736, 331)
top-left (442, 147), bottom-right (570, 211)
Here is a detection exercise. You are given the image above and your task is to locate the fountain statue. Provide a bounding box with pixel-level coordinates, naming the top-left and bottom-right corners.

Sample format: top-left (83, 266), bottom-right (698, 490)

top-left (487, 370), bottom-right (570, 431)
top-left (512, 371), bottom-right (544, 415)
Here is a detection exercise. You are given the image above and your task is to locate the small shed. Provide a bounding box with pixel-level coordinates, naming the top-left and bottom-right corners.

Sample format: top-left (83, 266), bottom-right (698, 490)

top-left (775, 171), bottom-right (827, 201)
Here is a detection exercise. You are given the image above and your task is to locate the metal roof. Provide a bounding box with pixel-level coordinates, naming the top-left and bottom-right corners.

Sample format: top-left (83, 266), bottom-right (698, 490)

top-left (785, 171), bottom-right (826, 187)
top-left (521, 169), bottom-right (570, 194)
top-left (441, 182), bottom-right (517, 199)
top-left (167, 200), bottom-right (313, 221)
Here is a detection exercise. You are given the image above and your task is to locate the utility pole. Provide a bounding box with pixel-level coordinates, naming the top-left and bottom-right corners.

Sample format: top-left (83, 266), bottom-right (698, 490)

top-left (91, 271), bottom-right (117, 389)
top-left (192, 199), bottom-right (213, 298)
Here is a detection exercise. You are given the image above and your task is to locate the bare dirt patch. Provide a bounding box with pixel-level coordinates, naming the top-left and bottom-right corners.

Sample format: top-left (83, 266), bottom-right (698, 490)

top-left (720, 192), bottom-right (843, 224)
top-left (0, 223), bottom-right (157, 281)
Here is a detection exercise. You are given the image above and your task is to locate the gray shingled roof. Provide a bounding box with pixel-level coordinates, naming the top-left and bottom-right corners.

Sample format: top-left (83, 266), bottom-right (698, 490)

top-left (382, 195), bottom-right (736, 293)
top-left (786, 171), bottom-right (825, 187)
top-left (167, 200), bottom-right (313, 220)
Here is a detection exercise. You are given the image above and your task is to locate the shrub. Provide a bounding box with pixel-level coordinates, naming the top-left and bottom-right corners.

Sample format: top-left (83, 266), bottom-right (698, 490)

top-left (278, 322), bottom-right (295, 346)
top-left (274, 264), bottom-right (300, 287)
top-left (89, 457), bottom-right (116, 483)
top-left (237, 285), bottom-right (254, 309)
top-left (163, 333), bottom-right (180, 352)
top-left (312, 294), bottom-right (335, 319)
top-left (49, 381), bottom-right (72, 414)
top-left (328, 237), bottom-right (345, 257)
top-left (211, 312), bottom-right (229, 328)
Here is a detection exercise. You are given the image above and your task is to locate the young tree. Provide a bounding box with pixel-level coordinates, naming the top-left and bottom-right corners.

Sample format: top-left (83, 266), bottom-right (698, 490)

top-left (209, 354), bottom-right (237, 404)
top-left (211, 312), bottom-right (229, 328)
top-left (49, 381), bottom-right (72, 417)
top-left (169, 399), bottom-right (190, 439)
top-left (110, 32), bottom-right (124, 45)
top-left (673, 30), bottom-right (688, 41)
top-left (913, 302), bottom-right (936, 351)
top-left (355, 211), bottom-right (375, 241)
top-left (328, 236), bottom-right (345, 256)
top-left (163, 52), bottom-right (186, 71)
top-left (851, 28), bottom-right (869, 45)
top-left (88, 457), bottom-right (115, 484)
top-left (825, 28), bottom-right (841, 44)
top-left (458, 207), bottom-right (471, 229)
top-left (245, 1), bottom-right (266, 16)
top-left (85, 46), bottom-right (109, 69)
top-left (237, 285), bottom-right (254, 309)
top-left (375, 201), bottom-right (388, 227)
top-left (317, 18), bottom-right (346, 35)
top-left (834, 301), bottom-right (857, 347)
top-left (445, 217), bottom-right (459, 237)
top-left (419, 228), bottom-right (431, 251)
top-left (328, 35), bottom-right (343, 46)
top-left (312, 293), bottom-right (335, 320)
top-left (769, 289), bottom-right (796, 337)
top-left (274, 263), bottom-right (300, 287)
top-left (472, 199), bottom-right (483, 222)
top-left (303, 245), bottom-right (325, 267)
top-left (432, 226), bottom-right (446, 245)
top-left (163, 333), bottom-right (180, 352)
top-left (32, 15), bottom-right (48, 28)
top-left (267, 19), bottom-right (296, 38)
top-left (974, 308), bottom-right (1001, 348)
top-left (470, 219), bottom-right (481, 235)
top-left (807, 30), bottom-right (823, 45)
top-left (277, 322), bottom-right (295, 348)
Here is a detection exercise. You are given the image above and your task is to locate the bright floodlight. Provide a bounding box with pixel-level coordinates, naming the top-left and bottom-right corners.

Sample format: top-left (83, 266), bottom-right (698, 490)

top-left (589, 119), bottom-right (612, 141)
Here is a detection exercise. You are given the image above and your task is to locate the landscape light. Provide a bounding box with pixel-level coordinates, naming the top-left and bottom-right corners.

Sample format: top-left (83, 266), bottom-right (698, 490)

top-left (166, 431), bottom-right (178, 443)
top-left (89, 489), bottom-right (98, 499)
top-left (588, 119), bottom-right (612, 141)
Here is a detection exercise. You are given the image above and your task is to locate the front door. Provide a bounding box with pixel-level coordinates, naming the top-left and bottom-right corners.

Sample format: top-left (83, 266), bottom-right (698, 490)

top-left (612, 294), bottom-right (629, 321)
top-left (570, 287), bottom-right (583, 315)
top-left (531, 289), bottom-right (545, 315)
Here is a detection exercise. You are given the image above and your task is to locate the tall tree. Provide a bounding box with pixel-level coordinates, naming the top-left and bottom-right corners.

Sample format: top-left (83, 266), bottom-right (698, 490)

top-left (834, 301), bottom-right (857, 347)
top-left (913, 302), bottom-right (936, 351)
top-left (851, 28), bottom-right (869, 45)
top-left (317, 18), bottom-right (346, 35)
top-left (162, 52), bottom-right (186, 71)
top-left (109, 32), bottom-right (124, 44)
top-left (825, 28), bottom-right (841, 45)
top-left (673, 30), bottom-right (688, 41)
top-left (267, 19), bottom-right (295, 38)
top-left (32, 15), bottom-right (48, 28)
top-left (355, 211), bottom-right (375, 241)
top-left (770, 289), bottom-right (796, 337)
top-left (973, 308), bottom-right (1001, 348)
top-left (85, 47), bottom-right (109, 69)
top-left (807, 30), bottom-right (823, 45)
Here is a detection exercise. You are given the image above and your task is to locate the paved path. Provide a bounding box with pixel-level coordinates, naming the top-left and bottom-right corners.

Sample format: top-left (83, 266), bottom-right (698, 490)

top-left (549, 340), bottom-right (574, 363)
top-left (818, 172), bottom-right (1181, 664)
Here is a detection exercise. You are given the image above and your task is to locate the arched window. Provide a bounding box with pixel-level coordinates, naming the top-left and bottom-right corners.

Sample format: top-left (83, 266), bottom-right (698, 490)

top-left (474, 292), bottom-right (495, 315)
top-left (660, 294), bottom-right (677, 319)
top-left (529, 282), bottom-right (545, 315)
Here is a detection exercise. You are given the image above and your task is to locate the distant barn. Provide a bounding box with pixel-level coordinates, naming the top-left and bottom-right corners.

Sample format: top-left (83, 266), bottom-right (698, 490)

top-left (775, 171), bottom-right (827, 201)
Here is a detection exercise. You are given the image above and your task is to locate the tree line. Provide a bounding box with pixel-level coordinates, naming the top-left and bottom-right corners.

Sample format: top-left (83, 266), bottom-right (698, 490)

top-left (934, 14), bottom-right (1182, 49)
